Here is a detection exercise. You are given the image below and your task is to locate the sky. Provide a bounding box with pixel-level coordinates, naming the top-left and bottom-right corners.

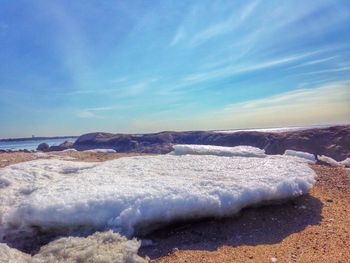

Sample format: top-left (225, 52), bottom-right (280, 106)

top-left (0, 0), bottom-right (350, 138)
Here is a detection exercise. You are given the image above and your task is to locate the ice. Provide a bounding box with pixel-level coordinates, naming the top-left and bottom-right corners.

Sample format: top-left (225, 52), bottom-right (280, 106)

top-left (0, 231), bottom-right (146, 263)
top-left (33, 152), bottom-right (48, 158)
top-left (0, 153), bottom-right (315, 245)
top-left (284, 150), bottom-right (316, 163)
top-left (340, 158), bottom-right (350, 168)
top-left (317, 155), bottom-right (341, 167)
top-left (83, 149), bottom-right (117, 153)
top-left (171, 144), bottom-right (266, 157)
top-left (61, 149), bottom-right (78, 152)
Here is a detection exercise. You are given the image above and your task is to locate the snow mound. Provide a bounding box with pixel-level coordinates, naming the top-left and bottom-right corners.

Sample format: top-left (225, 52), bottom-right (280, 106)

top-left (284, 150), bottom-right (316, 163)
top-left (0, 243), bottom-right (32, 263)
top-left (340, 158), bottom-right (350, 168)
top-left (0, 231), bottom-right (146, 263)
top-left (83, 149), bottom-right (116, 153)
top-left (61, 149), bottom-right (78, 153)
top-left (0, 154), bottom-right (315, 245)
top-left (33, 152), bottom-right (48, 158)
top-left (317, 155), bottom-right (341, 167)
top-left (171, 144), bottom-right (266, 157)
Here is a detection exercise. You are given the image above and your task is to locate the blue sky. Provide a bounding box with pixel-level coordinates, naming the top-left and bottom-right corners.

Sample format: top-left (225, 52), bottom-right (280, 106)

top-left (0, 0), bottom-right (350, 138)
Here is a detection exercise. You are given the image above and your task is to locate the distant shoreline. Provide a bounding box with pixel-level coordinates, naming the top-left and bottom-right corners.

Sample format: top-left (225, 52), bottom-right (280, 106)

top-left (0, 136), bottom-right (78, 142)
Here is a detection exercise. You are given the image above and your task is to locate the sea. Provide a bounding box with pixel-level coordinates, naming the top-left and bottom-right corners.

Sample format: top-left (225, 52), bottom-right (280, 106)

top-left (0, 137), bottom-right (78, 151)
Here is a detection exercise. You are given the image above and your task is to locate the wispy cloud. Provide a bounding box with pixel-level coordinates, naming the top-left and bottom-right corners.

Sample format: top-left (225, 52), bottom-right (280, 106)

top-left (169, 27), bottom-right (186, 46)
top-left (174, 49), bottom-right (330, 89)
top-left (302, 66), bottom-right (350, 75)
top-left (188, 1), bottom-right (259, 47)
top-left (128, 81), bottom-right (350, 132)
top-left (213, 81), bottom-right (350, 128)
top-left (76, 104), bottom-right (135, 119)
top-left (240, 0), bottom-right (260, 21)
top-left (288, 56), bottom-right (338, 69)
top-left (77, 111), bottom-right (96, 118)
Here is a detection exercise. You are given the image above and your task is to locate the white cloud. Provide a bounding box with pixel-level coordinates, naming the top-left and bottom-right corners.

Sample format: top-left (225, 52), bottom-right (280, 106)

top-left (174, 49), bottom-right (328, 90)
top-left (77, 111), bottom-right (96, 118)
top-left (169, 27), bottom-right (186, 46)
top-left (240, 0), bottom-right (260, 21)
top-left (302, 66), bottom-right (350, 75)
top-left (188, 1), bottom-right (259, 47)
top-left (297, 56), bottom-right (337, 66)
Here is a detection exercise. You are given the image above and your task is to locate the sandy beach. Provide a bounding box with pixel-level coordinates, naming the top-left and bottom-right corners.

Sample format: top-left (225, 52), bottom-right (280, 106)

top-left (0, 151), bottom-right (349, 262)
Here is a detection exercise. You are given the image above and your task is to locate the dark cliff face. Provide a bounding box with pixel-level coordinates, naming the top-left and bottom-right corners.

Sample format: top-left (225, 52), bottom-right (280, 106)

top-left (73, 125), bottom-right (350, 161)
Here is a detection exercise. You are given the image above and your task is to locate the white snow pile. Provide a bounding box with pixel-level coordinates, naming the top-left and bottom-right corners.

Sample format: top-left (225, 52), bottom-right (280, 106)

top-left (171, 144), bottom-right (266, 157)
top-left (33, 152), bottom-right (48, 158)
top-left (340, 158), bottom-right (350, 168)
top-left (284, 150), bottom-right (316, 163)
top-left (83, 149), bottom-right (117, 153)
top-left (0, 231), bottom-right (147, 263)
top-left (0, 151), bottom-right (316, 245)
top-left (61, 148), bottom-right (78, 153)
top-left (317, 155), bottom-right (341, 167)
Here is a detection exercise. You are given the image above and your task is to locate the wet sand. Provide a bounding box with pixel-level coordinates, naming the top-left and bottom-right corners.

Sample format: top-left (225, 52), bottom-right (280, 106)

top-left (0, 152), bottom-right (349, 262)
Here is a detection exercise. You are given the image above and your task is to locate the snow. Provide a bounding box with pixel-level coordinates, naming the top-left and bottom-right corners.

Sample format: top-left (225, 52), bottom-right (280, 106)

top-left (0, 231), bottom-right (146, 263)
top-left (33, 152), bottom-right (48, 158)
top-left (0, 151), bottom-right (315, 246)
top-left (284, 150), bottom-right (316, 163)
top-left (83, 149), bottom-right (116, 153)
top-left (61, 148), bottom-right (78, 152)
top-left (317, 155), bottom-right (341, 167)
top-left (171, 144), bottom-right (266, 157)
top-left (340, 158), bottom-right (350, 168)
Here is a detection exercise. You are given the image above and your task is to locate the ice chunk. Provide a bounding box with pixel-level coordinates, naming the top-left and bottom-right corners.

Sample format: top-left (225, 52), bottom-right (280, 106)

top-left (317, 155), bottom-right (341, 167)
top-left (83, 149), bottom-right (116, 153)
top-left (0, 231), bottom-right (146, 263)
top-left (284, 150), bottom-right (316, 163)
top-left (340, 158), bottom-right (350, 168)
top-left (171, 144), bottom-right (266, 157)
top-left (0, 154), bottom-right (315, 244)
top-left (61, 149), bottom-right (78, 153)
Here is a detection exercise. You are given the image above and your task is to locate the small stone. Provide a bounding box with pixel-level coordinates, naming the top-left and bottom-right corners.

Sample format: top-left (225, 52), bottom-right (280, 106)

top-left (271, 257), bottom-right (277, 263)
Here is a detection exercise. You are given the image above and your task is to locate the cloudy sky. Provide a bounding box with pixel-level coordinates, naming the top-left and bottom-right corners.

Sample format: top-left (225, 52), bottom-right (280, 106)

top-left (0, 0), bottom-right (349, 138)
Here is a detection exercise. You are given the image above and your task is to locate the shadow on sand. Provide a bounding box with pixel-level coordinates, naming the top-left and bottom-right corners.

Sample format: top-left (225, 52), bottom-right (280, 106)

top-left (139, 194), bottom-right (323, 260)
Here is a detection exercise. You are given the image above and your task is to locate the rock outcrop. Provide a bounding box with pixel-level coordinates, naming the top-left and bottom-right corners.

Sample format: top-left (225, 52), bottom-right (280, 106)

top-left (73, 125), bottom-right (350, 161)
top-left (36, 143), bottom-right (49, 152)
top-left (48, 140), bottom-right (73, 151)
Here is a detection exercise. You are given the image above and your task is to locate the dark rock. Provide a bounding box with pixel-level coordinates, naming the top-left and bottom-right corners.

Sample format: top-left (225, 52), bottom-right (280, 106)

top-left (23, 149), bottom-right (31, 153)
top-left (37, 143), bottom-right (49, 152)
top-left (48, 140), bottom-right (74, 152)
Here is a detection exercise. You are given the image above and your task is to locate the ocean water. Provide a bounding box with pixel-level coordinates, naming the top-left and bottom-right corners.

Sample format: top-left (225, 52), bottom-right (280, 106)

top-left (0, 137), bottom-right (77, 151)
top-left (214, 124), bottom-right (332, 133)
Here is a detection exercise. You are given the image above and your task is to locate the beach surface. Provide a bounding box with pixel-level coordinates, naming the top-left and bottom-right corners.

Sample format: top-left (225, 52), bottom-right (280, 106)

top-left (0, 151), bottom-right (349, 263)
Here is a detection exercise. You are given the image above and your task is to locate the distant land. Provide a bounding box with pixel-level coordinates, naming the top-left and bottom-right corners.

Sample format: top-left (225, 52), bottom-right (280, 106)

top-left (0, 136), bottom-right (78, 142)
